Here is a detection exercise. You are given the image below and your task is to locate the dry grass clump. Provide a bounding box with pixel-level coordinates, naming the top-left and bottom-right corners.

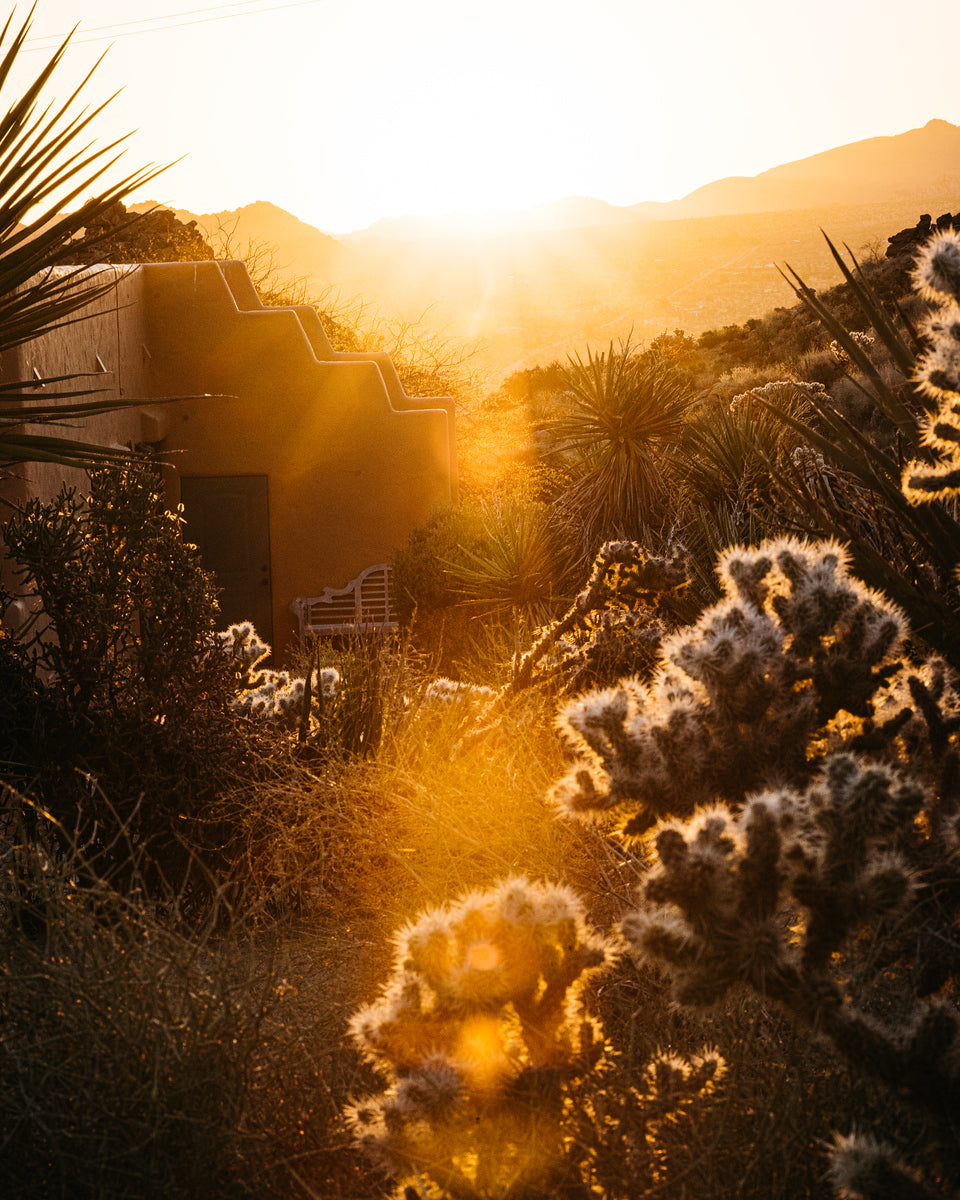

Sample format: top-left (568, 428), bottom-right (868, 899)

top-left (0, 793), bottom-right (406, 1200)
top-left (331, 684), bottom-right (606, 929)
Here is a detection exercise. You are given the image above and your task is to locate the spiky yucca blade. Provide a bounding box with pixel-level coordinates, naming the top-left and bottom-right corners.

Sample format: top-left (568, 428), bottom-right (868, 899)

top-left (821, 234), bottom-right (918, 377)
top-left (779, 238), bottom-right (920, 447)
top-left (1, 391), bottom-right (225, 424)
top-left (0, 10), bottom-right (175, 468)
top-left (0, 432), bottom-right (136, 468)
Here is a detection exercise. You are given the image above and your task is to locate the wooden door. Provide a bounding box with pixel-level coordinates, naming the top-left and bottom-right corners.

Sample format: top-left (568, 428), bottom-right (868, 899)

top-left (179, 475), bottom-right (273, 650)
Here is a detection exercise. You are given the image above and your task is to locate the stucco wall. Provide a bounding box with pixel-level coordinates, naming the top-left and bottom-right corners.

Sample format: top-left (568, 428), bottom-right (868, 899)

top-left (1, 261), bottom-right (457, 661)
top-left (140, 261), bottom-right (454, 656)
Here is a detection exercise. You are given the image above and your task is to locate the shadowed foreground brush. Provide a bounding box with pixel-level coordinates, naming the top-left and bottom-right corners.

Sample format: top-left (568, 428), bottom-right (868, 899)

top-left (550, 535), bottom-right (960, 1198)
top-left (0, 800), bottom-right (287, 1197)
top-left (346, 876), bottom-right (722, 1199)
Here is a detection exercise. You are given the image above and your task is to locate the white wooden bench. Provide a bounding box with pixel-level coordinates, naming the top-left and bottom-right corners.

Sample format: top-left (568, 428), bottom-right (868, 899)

top-left (290, 563), bottom-right (398, 643)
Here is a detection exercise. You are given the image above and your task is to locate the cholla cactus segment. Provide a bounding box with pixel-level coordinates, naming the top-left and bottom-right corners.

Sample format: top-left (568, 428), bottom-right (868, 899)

top-left (830, 331), bottom-right (876, 366)
top-left (210, 621), bottom-right (271, 676)
top-left (622, 800), bottom-right (803, 1007)
top-left (828, 1132), bottom-right (939, 1200)
top-left (640, 1047), bottom-right (725, 1115)
top-left (903, 233), bottom-right (960, 503)
top-left (913, 304), bottom-right (960, 405)
top-left (346, 877), bottom-right (617, 1195)
top-left (911, 229), bottom-right (960, 303)
top-left (423, 677), bottom-right (496, 706)
top-left (730, 378), bottom-right (827, 414)
top-left (231, 664), bottom-right (340, 726)
top-left (622, 756), bottom-right (920, 1013)
top-left (352, 877), bottom-right (615, 1074)
top-left (553, 537), bottom-right (908, 833)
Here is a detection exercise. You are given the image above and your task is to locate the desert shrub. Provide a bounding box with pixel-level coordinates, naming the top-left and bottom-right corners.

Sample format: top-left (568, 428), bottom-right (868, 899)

top-left (498, 360), bottom-right (568, 404)
top-left (0, 796), bottom-right (394, 1200)
top-left (308, 632), bottom-right (412, 759)
top-left (551, 535), bottom-right (960, 1197)
top-left (795, 346), bottom-right (847, 389)
top-left (392, 503), bottom-right (487, 624)
top-left (0, 464), bottom-right (274, 902)
top-left (0, 813), bottom-right (276, 1197)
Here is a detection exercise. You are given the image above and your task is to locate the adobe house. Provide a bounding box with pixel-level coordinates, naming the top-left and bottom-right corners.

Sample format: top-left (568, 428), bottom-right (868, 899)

top-left (0, 261), bottom-right (456, 662)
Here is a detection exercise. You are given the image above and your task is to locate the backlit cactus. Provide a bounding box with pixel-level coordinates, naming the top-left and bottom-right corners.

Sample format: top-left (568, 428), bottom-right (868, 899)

top-left (903, 229), bottom-right (960, 503)
top-left (552, 537), bottom-right (907, 840)
top-left (346, 876), bottom-right (617, 1196)
top-left (551, 533), bottom-right (960, 1199)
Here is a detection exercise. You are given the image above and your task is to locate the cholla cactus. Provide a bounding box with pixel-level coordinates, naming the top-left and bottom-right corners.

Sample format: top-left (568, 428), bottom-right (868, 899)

top-left (903, 230), bottom-right (960, 502)
top-left (232, 665), bottom-right (340, 726)
top-left (830, 331), bottom-right (876, 366)
top-left (456, 541), bottom-right (686, 751)
top-left (208, 621), bottom-right (271, 687)
top-left (514, 540), bottom-right (687, 695)
top-left (620, 754), bottom-right (960, 1197)
top-left (729, 378), bottom-right (826, 413)
top-left (550, 534), bottom-right (960, 1198)
top-left (829, 1133), bottom-right (939, 1200)
top-left (346, 877), bottom-right (726, 1197)
top-left (209, 621), bottom-right (343, 726)
top-left (423, 677), bottom-right (496, 706)
top-left (553, 537), bottom-right (908, 839)
top-left (346, 877), bottom-right (618, 1196)
top-left (623, 756), bottom-right (923, 1008)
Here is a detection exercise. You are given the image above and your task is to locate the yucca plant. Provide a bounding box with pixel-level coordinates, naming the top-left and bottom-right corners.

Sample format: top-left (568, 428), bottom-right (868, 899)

top-left (544, 338), bottom-right (697, 549)
top-left (681, 382), bottom-right (815, 512)
top-left (765, 234), bottom-right (960, 661)
top-left (445, 489), bottom-right (581, 624)
top-left (0, 7), bottom-right (171, 468)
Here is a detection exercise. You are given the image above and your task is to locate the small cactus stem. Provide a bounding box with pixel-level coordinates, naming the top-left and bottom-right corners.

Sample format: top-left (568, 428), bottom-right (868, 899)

top-left (297, 641), bottom-right (315, 745)
top-left (829, 1133), bottom-right (941, 1200)
top-left (455, 540), bottom-right (686, 753)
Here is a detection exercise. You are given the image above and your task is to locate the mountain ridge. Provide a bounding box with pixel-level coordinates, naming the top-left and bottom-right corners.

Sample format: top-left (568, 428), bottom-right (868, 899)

top-left (142, 119), bottom-right (960, 377)
top-left (346, 118), bottom-right (960, 239)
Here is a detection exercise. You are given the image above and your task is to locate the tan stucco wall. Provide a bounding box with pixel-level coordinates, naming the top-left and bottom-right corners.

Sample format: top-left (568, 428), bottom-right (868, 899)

top-left (1, 261), bottom-right (456, 662)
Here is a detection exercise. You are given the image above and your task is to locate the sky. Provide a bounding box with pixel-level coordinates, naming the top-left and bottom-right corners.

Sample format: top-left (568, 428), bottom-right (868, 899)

top-left (14, 0), bottom-right (960, 235)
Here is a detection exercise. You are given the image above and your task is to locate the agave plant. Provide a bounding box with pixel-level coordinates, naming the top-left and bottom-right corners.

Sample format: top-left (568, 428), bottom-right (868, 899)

top-left (544, 337), bottom-right (697, 549)
top-left (0, 8), bottom-right (170, 468)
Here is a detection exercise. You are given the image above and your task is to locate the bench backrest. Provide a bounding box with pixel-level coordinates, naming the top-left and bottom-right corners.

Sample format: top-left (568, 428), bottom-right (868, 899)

top-left (290, 563), bottom-right (398, 641)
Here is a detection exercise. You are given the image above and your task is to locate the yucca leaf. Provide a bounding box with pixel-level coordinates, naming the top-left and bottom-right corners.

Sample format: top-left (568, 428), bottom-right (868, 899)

top-left (822, 233), bottom-right (916, 376)
top-left (0, 10), bottom-right (180, 469)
